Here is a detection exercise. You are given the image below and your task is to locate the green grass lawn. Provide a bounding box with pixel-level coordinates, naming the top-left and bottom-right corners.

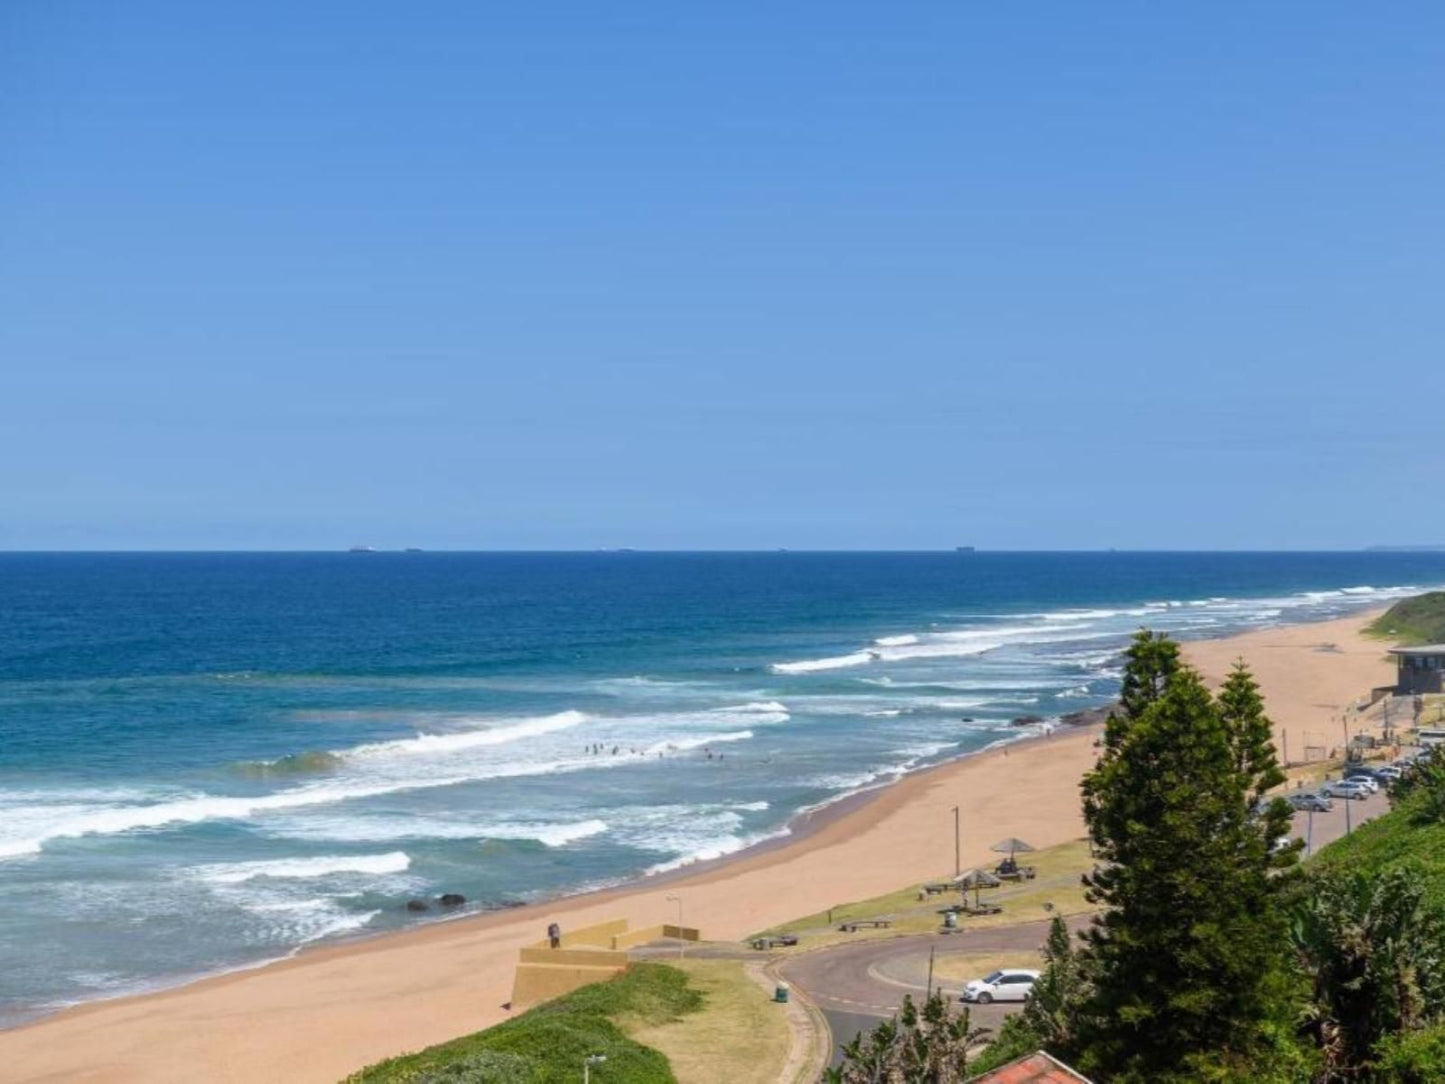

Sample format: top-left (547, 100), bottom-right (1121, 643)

top-left (624, 960), bottom-right (793, 1084)
top-left (343, 963), bottom-right (700, 1084)
top-left (750, 837), bottom-right (1096, 952)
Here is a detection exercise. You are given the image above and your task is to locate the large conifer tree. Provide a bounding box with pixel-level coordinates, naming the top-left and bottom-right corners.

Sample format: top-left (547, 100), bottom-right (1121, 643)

top-left (1078, 641), bottom-right (1297, 1081)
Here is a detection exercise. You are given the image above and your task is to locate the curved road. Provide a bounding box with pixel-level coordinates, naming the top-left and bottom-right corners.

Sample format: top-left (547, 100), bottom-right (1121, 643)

top-left (780, 917), bottom-right (1086, 1065)
top-left (780, 788), bottom-right (1388, 1065)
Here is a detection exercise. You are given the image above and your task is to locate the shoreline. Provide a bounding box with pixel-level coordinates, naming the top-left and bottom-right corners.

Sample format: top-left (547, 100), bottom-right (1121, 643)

top-left (0, 606), bottom-right (1400, 1082)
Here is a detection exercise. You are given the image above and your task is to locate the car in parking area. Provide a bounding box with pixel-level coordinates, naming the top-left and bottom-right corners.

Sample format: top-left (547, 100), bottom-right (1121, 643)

top-left (1322, 779), bottom-right (1371, 800)
top-left (1341, 771), bottom-right (1380, 792)
top-left (960, 968), bottom-right (1040, 1004)
top-left (1374, 765), bottom-right (1403, 782)
top-left (1288, 792), bottom-right (1333, 812)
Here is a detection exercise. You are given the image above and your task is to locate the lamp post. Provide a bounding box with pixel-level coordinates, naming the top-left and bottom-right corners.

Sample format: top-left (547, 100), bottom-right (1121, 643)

top-left (584, 1054), bottom-right (606, 1083)
top-left (951, 805), bottom-right (960, 880)
top-left (665, 894), bottom-right (683, 958)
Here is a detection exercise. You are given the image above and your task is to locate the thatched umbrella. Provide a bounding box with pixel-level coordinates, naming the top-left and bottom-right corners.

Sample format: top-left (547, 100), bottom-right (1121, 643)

top-left (990, 837), bottom-right (1036, 863)
top-left (952, 867), bottom-right (1001, 907)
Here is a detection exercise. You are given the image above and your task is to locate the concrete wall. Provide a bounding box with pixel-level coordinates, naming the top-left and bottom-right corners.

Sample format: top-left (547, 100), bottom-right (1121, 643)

top-left (510, 917), bottom-right (702, 1009)
top-left (510, 962), bottom-right (627, 1009)
top-left (527, 918), bottom-right (630, 950)
top-left (518, 946), bottom-right (628, 968)
top-left (611, 923), bottom-right (700, 949)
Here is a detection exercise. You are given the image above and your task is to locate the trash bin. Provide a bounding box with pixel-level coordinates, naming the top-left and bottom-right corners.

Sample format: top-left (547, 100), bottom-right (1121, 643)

top-left (943, 911), bottom-right (957, 929)
top-left (774, 982), bottom-right (790, 1003)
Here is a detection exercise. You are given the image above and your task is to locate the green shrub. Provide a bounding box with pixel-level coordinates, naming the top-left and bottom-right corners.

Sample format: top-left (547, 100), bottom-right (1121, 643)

top-left (1374, 1024), bottom-right (1445, 1083)
top-left (346, 963), bottom-right (700, 1084)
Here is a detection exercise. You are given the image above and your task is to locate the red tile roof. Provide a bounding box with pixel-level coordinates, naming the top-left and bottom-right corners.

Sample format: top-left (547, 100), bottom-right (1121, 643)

top-left (967, 1050), bottom-right (1094, 1083)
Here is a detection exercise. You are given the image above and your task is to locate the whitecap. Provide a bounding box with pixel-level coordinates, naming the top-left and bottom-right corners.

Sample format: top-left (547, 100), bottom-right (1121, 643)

top-left (190, 852), bottom-right (411, 885)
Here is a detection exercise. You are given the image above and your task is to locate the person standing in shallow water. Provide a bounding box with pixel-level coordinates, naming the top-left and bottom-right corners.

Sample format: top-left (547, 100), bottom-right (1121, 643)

top-left (547, 922), bottom-right (561, 949)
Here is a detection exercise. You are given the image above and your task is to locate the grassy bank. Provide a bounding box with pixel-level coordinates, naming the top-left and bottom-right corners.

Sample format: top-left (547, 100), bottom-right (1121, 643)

top-left (344, 963), bottom-right (699, 1084)
top-left (1368, 592), bottom-right (1445, 645)
top-left (344, 958), bottom-right (795, 1084)
top-left (1310, 781), bottom-right (1445, 907)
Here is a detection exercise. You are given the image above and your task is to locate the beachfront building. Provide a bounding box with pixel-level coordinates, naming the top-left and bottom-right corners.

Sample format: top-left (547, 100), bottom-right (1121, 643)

top-left (1390, 645), bottom-right (1445, 694)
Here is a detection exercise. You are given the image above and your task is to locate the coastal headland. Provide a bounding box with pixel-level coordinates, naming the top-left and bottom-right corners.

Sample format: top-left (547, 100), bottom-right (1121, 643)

top-left (0, 610), bottom-right (1397, 1083)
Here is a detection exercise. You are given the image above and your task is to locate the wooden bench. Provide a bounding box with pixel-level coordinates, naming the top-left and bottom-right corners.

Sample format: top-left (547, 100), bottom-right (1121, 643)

top-left (922, 882), bottom-right (953, 895)
top-left (838, 919), bottom-right (892, 933)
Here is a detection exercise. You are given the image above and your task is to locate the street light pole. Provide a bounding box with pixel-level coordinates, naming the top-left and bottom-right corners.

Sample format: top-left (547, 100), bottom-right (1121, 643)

top-left (952, 805), bottom-right (960, 879)
top-left (1306, 808), bottom-right (1313, 858)
top-left (584, 1054), bottom-right (606, 1083)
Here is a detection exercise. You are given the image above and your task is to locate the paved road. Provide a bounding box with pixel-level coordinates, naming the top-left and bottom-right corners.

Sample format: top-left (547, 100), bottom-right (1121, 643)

top-left (781, 918), bottom-right (1088, 1066)
top-left (787, 789), bottom-right (1392, 1064)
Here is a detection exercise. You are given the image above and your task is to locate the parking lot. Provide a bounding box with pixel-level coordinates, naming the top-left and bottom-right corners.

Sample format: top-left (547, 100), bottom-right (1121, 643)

top-left (1291, 784), bottom-right (1391, 855)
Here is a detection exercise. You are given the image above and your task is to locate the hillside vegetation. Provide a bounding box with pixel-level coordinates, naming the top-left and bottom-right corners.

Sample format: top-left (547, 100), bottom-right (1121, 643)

top-left (1368, 592), bottom-right (1445, 645)
top-left (345, 963), bottom-right (699, 1084)
top-left (1312, 766), bottom-right (1445, 908)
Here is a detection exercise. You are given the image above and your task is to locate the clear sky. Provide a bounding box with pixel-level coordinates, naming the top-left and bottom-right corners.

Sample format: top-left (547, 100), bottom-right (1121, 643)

top-left (2, 4), bottom-right (1443, 550)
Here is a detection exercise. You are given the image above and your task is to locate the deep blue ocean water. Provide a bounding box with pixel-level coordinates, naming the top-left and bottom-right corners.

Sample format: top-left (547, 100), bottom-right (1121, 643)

top-left (4, 550), bottom-right (1445, 1022)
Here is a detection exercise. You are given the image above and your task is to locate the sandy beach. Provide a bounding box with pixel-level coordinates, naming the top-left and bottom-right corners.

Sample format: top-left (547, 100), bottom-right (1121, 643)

top-left (0, 609), bottom-right (1398, 1083)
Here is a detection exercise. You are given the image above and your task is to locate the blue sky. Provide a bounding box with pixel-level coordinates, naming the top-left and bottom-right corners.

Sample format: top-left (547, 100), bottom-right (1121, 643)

top-left (2, 4), bottom-right (1443, 550)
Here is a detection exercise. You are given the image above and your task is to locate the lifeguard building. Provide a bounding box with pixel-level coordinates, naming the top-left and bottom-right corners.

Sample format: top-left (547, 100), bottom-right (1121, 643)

top-left (1389, 644), bottom-right (1445, 694)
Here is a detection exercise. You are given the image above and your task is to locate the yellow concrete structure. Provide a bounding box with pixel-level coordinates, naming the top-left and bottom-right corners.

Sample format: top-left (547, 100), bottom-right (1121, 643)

top-left (509, 918), bottom-right (702, 1009)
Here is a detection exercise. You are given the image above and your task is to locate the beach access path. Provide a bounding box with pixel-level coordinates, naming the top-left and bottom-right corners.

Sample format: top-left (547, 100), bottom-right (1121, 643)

top-left (0, 610), bottom-right (1396, 1083)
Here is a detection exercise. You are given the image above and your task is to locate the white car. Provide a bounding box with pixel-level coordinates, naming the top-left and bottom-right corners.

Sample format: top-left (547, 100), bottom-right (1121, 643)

top-left (960, 968), bottom-right (1039, 1004)
top-left (1341, 774), bottom-right (1380, 793)
top-left (1322, 780), bottom-right (1371, 800)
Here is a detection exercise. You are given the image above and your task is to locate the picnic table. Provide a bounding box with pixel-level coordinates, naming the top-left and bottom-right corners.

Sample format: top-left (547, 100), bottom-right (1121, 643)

top-left (838, 919), bottom-right (892, 933)
top-left (922, 882), bottom-right (953, 895)
top-left (960, 902), bottom-right (1004, 916)
top-left (750, 933), bottom-right (799, 950)
top-left (995, 865), bottom-right (1036, 882)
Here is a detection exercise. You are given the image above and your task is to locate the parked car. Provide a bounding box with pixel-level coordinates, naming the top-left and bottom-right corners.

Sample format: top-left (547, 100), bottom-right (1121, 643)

top-left (1374, 766), bottom-right (1403, 781)
top-left (1288, 792), bottom-right (1333, 812)
top-left (960, 968), bottom-right (1040, 1004)
top-left (1341, 771), bottom-right (1380, 792)
top-left (1322, 779), bottom-right (1371, 800)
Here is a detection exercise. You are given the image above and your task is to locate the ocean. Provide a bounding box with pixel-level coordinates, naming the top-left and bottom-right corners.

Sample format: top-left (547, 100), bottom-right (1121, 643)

top-left (3, 550), bottom-right (1445, 1023)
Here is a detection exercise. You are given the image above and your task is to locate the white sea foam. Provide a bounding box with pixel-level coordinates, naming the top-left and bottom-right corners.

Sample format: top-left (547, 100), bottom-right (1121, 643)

top-left (191, 852), bottom-right (412, 885)
top-left (481, 820), bottom-right (609, 847)
top-left (643, 730), bottom-right (754, 755)
top-left (348, 710), bottom-right (588, 759)
top-left (771, 651), bottom-right (876, 674)
top-left (874, 634), bottom-right (920, 647)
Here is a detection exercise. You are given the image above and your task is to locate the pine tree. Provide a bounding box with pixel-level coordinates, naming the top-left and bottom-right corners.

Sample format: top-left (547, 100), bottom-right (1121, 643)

top-left (1110, 629), bottom-right (1182, 742)
top-left (1018, 915), bottom-right (1088, 1054)
top-left (1077, 648), bottom-right (1297, 1082)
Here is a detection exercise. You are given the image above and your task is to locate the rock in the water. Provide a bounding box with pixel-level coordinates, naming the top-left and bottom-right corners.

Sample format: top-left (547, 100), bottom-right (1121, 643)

top-left (1060, 703), bottom-right (1115, 727)
top-left (406, 898), bottom-right (430, 912)
top-left (1011, 715), bottom-right (1045, 727)
top-left (438, 893), bottom-right (466, 907)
